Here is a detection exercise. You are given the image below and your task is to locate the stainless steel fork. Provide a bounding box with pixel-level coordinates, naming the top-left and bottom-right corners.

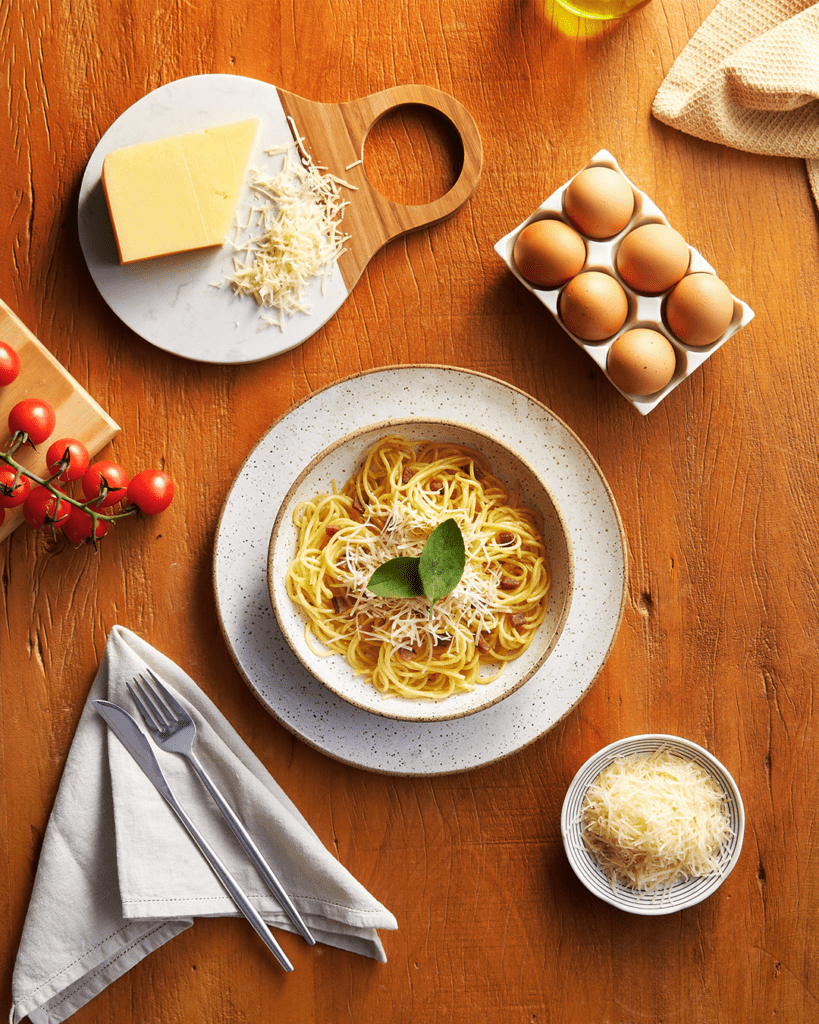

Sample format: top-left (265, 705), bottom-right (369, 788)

top-left (127, 669), bottom-right (316, 946)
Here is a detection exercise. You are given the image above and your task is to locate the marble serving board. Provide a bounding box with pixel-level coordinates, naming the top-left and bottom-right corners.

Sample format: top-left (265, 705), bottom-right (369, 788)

top-left (79, 74), bottom-right (483, 364)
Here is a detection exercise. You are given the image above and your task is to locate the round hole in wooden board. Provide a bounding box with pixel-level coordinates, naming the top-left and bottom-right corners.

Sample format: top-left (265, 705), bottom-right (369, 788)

top-left (362, 104), bottom-right (464, 207)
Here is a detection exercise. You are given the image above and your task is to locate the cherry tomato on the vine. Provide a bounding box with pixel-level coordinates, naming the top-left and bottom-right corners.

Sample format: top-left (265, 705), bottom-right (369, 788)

top-left (81, 461), bottom-right (129, 508)
top-left (23, 486), bottom-right (70, 532)
top-left (63, 505), bottom-right (109, 546)
top-left (126, 469), bottom-right (175, 515)
top-left (0, 467), bottom-right (32, 508)
top-left (0, 341), bottom-right (21, 387)
top-left (46, 437), bottom-right (91, 483)
top-left (8, 398), bottom-right (57, 446)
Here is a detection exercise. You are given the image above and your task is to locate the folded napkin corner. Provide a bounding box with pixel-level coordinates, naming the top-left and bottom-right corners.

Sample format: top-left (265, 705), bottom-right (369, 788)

top-left (9, 624), bottom-right (397, 1024)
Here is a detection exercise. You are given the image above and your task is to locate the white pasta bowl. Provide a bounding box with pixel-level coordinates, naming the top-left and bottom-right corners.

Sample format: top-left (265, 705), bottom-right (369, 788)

top-left (267, 418), bottom-right (574, 722)
top-left (561, 734), bottom-right (745, 915)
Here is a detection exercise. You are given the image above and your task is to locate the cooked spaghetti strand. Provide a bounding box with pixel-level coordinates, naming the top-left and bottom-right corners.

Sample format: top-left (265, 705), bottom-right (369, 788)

top-left (285, 435), bottom-right (551, 699)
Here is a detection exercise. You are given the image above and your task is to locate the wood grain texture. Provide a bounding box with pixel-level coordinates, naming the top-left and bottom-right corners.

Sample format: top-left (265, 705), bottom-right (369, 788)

top-left (2, 1), bottom-right (818, 1022)
top-left (278, 83), bottom-right (483, 288)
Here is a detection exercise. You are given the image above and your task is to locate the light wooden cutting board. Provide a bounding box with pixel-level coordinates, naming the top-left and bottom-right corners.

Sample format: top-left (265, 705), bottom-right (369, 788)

top-left (0, 298), bottom-right (120, 542)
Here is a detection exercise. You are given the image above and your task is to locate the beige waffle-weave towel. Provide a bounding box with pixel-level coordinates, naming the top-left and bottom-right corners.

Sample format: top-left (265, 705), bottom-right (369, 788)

top-left (652, 0), bottom-right (819, 206)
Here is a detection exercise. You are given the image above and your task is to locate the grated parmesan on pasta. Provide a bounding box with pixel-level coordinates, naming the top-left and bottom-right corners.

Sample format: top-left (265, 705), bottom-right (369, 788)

top-left (224, 123), bottom-right (354, 329)
top-left (285, 436), bottom-right (552, 700)
top-left (341, 503), bottom-right (507, 653)
top-left (581, 749), bottom-right (733, 893)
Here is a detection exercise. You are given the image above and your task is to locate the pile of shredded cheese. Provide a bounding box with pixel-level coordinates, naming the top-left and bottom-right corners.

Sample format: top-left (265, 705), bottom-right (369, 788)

top-left (224, 122), bottom-right (354, 329)
top-left (581, 749), bottom-right (733, 893)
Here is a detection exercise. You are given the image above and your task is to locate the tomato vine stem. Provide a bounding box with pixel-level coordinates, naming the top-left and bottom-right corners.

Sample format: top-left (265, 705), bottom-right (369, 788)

top-left (0, 449), bottom-right (137, 533)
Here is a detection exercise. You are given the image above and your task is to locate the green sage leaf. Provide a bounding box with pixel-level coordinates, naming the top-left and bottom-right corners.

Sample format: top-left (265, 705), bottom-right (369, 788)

top-left (419, 518), bottom-right (466, 610)
top-left (367, 557), bottom-right (424, 598)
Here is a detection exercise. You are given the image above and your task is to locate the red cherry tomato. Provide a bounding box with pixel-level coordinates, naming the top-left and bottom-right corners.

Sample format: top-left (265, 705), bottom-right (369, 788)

top-left (63, 505), bottom-right (109, 545)
top-left (46, 438), bottom-right (91, 482)
top-left (0, 467), bottom-right (32, 508)
top-left (0, 341), bottom-right (21, 387)
top-left (23, 486), bottom-right (70, 532)
top-left (8, 398), bottom-right (57, 446)
top-left (126, 469), bottom-right (175, 515)
top-left (81, 461), bottom-right (129, 507)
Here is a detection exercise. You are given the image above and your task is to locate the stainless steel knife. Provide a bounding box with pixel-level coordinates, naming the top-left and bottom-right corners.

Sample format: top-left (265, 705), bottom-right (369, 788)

top-left (93, 699), bottom-right (293, 972)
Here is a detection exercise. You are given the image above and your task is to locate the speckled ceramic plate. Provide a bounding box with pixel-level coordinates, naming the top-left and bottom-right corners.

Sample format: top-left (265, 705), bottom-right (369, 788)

top-left (213, 366), bottom-right (627, 775)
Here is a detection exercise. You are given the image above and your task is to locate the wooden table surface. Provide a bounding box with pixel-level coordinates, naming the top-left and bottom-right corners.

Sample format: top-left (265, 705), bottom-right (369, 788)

top-left (3, 1), bottom-right (817, 1021)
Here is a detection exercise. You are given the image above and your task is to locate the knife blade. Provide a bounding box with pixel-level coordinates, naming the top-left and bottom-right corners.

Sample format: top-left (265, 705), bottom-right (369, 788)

top-left (93, 699), bottom-right (293, 972)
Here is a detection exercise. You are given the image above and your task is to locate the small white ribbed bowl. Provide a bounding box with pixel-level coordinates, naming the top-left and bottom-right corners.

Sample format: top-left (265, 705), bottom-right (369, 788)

top-left (561, 734), bottom-right (745, 915)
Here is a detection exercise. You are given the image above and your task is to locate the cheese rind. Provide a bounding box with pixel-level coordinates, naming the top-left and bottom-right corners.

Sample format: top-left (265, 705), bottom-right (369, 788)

top-left (102, 118), bottom-right (260, 264)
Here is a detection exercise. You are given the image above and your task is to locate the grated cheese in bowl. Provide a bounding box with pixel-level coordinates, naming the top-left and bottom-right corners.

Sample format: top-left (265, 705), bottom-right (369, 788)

top-left (580, 748), bottom-right (733, 893)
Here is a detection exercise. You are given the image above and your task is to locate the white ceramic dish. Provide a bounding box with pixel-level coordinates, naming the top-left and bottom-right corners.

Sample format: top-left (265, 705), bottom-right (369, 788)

top-left (213, 366), bottom-right (627, 775)
top-left (267, 419), bottom-right (574, 722)
top-left (494, 149), bottom-right (755, 415)
top-left (78, 74), bottom-right (348, 364)
top-left (561, 734), bottom-right (745, 915)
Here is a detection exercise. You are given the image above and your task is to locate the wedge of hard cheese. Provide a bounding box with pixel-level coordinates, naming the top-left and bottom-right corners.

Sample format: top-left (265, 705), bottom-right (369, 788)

top-left (102, 118), bottom-right (260, 264)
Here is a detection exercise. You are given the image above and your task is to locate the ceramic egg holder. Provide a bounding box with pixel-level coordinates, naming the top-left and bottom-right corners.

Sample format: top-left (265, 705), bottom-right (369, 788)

top-left (494, 149), bottom-right (755, 415)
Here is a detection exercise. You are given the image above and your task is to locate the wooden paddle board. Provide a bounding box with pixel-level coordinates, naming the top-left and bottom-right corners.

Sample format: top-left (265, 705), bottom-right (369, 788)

top-left (78, 75), bottom-right (483, 364)
top-left (0, 299), bottom-right (120, 542)
top-left (276, 83), bottom-right (483, 290)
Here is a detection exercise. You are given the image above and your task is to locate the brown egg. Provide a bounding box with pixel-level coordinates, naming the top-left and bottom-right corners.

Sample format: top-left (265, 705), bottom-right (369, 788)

top-left (665, 273), bottom-right (735, 347)
top-left (607, 328), bottom-right (677, 396)
top-left (564, 166), bottom-right (635, 239)
top-left (616, 223), bottom-right (690, 294)
top-left (513, 219), bottom-right (586, 289)
top-left (559, 272), bottom-right (629, 341)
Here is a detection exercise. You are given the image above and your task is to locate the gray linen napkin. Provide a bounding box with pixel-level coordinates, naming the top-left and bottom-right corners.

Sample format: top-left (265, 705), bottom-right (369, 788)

top-left (9, 625), bottom-right (397, 1024)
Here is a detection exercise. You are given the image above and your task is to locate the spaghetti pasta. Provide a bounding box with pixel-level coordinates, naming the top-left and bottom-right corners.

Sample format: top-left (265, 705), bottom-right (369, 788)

top-left (285, 435), bottom-right (552, 700)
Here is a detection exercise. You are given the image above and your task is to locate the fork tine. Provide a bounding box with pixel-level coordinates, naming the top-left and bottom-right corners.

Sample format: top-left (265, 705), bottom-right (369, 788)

top-left (126, 679), bottom-right (163, 733)
top-left (137, 672), bottom-right (176, 723)
top-left (145, 668), bottom-right (189, 719)
top-left (133, 672), bottom-right (177, 728)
